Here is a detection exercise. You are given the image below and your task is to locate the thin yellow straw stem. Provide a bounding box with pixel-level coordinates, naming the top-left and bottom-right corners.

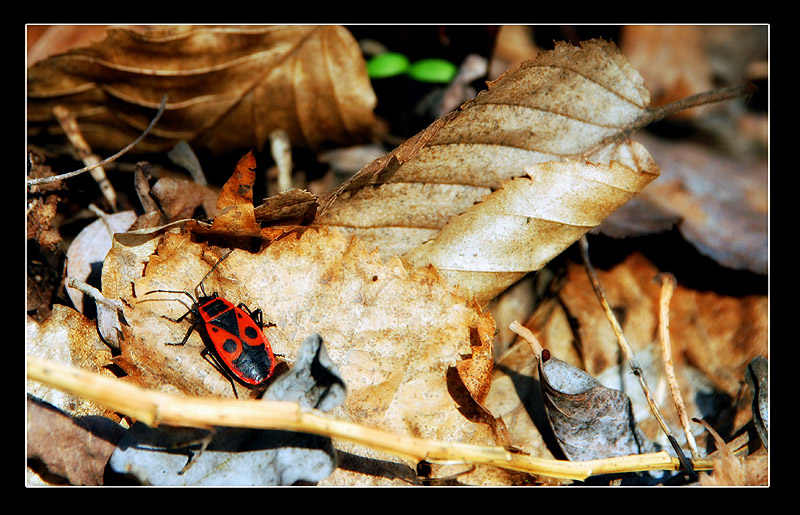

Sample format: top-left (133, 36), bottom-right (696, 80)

top-left (27, 355), bottom-right (714, 480)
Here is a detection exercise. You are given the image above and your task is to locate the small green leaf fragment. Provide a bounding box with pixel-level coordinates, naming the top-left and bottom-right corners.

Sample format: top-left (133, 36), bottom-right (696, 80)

top-left (367, 52), bottom-right (410, 79)
top-left (408, 58), bottom-right (457, 83)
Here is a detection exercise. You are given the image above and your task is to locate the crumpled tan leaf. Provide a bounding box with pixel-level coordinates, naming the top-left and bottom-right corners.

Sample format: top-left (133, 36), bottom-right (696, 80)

top-left (26, 305), bottom-right (117, 419)
top-left (96, 150), bottom-right (502, 482)
top-left (557, 252), bottom-right (768, 398)
top-left (27, 25), bottom-right (377, 154)
top-left (107, 227), bottom-right (499, 463)
top-left (318, 39), bottom-right (660, 304)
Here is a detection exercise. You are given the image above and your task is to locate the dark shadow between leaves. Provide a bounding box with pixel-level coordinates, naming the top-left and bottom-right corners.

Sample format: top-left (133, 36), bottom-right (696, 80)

top-left (334, 450), bottom-right (420, 485)
top-left (493, 363), bottom-right (567, 461)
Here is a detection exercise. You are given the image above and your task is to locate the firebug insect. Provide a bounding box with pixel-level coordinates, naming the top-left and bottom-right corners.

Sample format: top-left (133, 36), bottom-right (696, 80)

top-left (142, 251), bottom-right (276, 396)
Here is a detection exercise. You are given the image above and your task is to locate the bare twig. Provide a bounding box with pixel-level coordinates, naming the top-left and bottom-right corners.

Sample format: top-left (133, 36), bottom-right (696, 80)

top-left (579, 236), bottom-right (696, 479)
top-left (585, 82), bottom-right (756, 157)
top-left (509, 320), bottom-right (543, 360)
top-left (645, 83), bottom-right (758, 126)
top-left (656, 272), bottom-right (699, 458)
top-left (27, 95), bottom-right (168, 187)
top-left (26, 355), bottom-right (715, 481)
top-left (64, 276), bottom-right (125, 312)
top-left (53, 105), bottom-right (117, 210)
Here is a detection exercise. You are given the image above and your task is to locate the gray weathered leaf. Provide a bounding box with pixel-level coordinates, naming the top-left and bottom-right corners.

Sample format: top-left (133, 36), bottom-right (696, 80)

top-left (604, 132), bottom-right (768, 274)
top-left (108, 334), bottom-right (343, 485)
top-left (745, 355), bottom-right (768, 450)
top-left (539, 354), bottom-right (655, 461)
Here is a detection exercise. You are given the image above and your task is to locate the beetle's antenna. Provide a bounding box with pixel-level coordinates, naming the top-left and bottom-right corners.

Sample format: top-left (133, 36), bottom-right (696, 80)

top-left (139, 290), bottom-right (195, 311)
top-left (196, 250), bottom-right (235, 298)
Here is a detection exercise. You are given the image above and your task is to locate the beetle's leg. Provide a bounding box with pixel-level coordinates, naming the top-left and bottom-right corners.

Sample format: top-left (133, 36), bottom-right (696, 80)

top-left (172, 427), bottom-right (217, 476)
top-left (162, 308), bottom-right (193, 324)
top-left (238, 303), bottom-right (262, 326)
top-left (237, 304), bottom-right (275, 329)
top-left (200, 348), bottom-right (239, 399)
top-left (165, 316), bottom-right (202, 346)
top-left (140, 289), bottom-right (195, 314)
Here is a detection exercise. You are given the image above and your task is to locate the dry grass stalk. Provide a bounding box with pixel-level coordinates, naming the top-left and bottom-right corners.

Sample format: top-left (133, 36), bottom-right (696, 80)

top-left (27, 355), bottom-right (714, 481)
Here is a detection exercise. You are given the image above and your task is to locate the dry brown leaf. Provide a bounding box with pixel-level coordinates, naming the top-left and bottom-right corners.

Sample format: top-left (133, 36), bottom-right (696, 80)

top-left (559, 252), bottom-right (767, 393)
top-left (254, 188), bottom-right (318, 225)
top-left (106, 227), bottom-right (499, 473)
top-left (27, 25), bottom-right (376, 154)
top-left (695, 419), bottom-right (747, 486)
top-left (489, 25), bottom-right (540, 79)
top-left (26, 305), bottom-right (117, 419)
top-left (555, 252), bottom-right (765, 445)
top-left (486, 250), bottom-right (767, 472)
top-left (318, 39), bottom-right (660, 304)
top-left (742, 447), bottom-right (769, 486)
top-left (27, 396), bottom-right (126, 486)
top-left (607, 131), bottom-right (768, 274)
top-left (192, 150), bottom-right (262, 242)
top-left (149, 177), bottom-right (220, 222)
top-left (26, 154), bottom-right (62, 253)
top-left (27, 25), bottom-right (111, 65)
top-left (620, 26), bottom-right (714, 119)
top-left (27, 154), bottom-right (66, 319)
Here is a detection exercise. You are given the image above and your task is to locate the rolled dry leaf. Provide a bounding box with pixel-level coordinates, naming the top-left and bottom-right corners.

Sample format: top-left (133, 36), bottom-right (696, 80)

top-left (321, 39), bottom-right (660, 304)
top-left (404, 156), bottom-right (658, 304)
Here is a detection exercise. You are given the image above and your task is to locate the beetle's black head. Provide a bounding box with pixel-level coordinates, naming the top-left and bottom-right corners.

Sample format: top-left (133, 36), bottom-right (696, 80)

top-left (196, 291), bottom-right (219, 306)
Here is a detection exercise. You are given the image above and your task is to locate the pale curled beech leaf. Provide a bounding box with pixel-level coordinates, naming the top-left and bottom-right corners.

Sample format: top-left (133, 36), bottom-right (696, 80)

top-left (27, 25), bottom-right (376, 154)
top-left (406, 159), bottom-right (658, 273)
top-left (318, 39), bottom-right (660, 304)
top-left (404, 157), bottom-right (658, 305)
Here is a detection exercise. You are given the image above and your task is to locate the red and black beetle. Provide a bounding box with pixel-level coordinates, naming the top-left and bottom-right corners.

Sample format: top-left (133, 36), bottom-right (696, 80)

top-left (142, 251), bottom-right (276, 395)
